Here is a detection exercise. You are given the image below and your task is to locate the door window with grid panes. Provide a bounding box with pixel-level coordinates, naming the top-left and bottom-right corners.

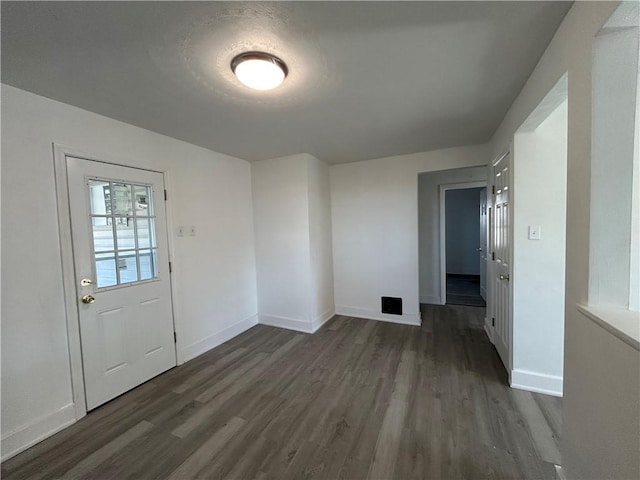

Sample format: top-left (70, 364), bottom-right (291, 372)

top-left (88, 179), bottom-right (158, 288)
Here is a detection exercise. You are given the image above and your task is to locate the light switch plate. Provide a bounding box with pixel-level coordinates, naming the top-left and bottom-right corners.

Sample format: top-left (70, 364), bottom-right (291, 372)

top-left (189, 226), bottom-right (196, 236)
top-left (177, 226), bottom-right (185, 237)
top-left (528, 225), bottom-right (541, 240)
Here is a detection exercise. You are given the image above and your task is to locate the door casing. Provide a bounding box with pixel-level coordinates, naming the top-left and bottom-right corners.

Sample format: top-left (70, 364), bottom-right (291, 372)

top-left (53, 143), bottom-right (180, 421)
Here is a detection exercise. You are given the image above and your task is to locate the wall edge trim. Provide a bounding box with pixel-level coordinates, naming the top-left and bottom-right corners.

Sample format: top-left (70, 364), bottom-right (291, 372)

top-left (1, 403), bottom-right (77, 462)
top-left (259, 313), bottom-right (313, 333)
top-left (311, 309), bottom-right (336, 333)
top-left (511, 368), bottom-right (563, 397)
top-left (335, 306), bottom-right (421, 326)
top-left (180, 314), bottom-right (259, 363)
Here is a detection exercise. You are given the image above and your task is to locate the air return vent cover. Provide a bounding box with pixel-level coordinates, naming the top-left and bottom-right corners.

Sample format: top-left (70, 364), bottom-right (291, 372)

top-left (381, 297), bottom-right (402, 315)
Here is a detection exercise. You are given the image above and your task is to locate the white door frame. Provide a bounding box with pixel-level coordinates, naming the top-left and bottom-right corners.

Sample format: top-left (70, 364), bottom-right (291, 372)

top-left (439, 181), bottom-right (487, 305)
top-left (53, 143), bottom-right (179, 421)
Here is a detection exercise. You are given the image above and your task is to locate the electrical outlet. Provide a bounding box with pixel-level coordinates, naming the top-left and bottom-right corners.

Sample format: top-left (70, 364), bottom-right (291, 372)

top-left (189, 226), bottom-right (196, 236)
top-left (177, 226), bottom-right (185, 237)
top-left (528, 225), bottom-right (541, 240)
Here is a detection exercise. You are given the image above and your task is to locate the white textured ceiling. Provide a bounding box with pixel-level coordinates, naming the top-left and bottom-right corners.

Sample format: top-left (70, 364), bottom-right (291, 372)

top-left (1, 1), bottom-right (571, 164)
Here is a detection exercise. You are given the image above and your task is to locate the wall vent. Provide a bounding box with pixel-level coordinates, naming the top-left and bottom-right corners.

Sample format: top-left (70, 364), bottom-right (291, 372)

top-left (381, 297), bottom-right (402, 315)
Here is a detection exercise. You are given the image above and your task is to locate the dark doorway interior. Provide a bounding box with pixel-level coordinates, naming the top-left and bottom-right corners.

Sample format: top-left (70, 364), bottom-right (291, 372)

top-left (445, 188), bottom-right (486, 306)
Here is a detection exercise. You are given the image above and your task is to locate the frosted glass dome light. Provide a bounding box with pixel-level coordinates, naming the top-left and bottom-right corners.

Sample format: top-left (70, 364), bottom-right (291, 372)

top-left (231, 52), bottom-right (288, 91)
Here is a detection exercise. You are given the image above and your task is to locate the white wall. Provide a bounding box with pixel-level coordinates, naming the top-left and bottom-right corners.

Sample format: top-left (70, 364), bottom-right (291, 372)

top-left (487, 2), bottom-right (640, 478)
top-left (445, 188), bottom-right (482, 275)
top-left (252, 153), bottom-right (334, 333)
top-left (631, 36), bottom-right (640, 312)
top-left (252, 155), bottom-right (311, 330)
top-left (631, 24), bottom-right (640, 312)
top-left (1, 85), bottom-right (258, 460)
top-left (307, 156), bottom-right (335, 325)
top-left (331, 145), bottom-right (488, 324)
top-left (417, 167), bottom-right (487, 304)
top-left (589, 25), bottom-right (639, 308)
top-left (511, 99), bottom-right (567, 396)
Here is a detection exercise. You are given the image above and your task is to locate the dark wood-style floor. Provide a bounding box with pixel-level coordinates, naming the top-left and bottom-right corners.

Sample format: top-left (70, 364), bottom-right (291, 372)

top-left (2, 305), bottom-right (562, 480)
top-left (446, 275), bottom-right (486, 307)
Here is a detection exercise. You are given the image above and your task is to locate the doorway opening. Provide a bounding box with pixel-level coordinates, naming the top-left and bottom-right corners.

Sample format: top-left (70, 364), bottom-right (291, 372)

top-left (417, 167), bottom-right (487, 307)
top-left (440, 184), bottom-right (487, 307)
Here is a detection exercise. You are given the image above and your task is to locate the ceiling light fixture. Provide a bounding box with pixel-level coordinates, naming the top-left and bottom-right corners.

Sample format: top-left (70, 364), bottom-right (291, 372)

top-left (231, 51), bottom-right (288, 91)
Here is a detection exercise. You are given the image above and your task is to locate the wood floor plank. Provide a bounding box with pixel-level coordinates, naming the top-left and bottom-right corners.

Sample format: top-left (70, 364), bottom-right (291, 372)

top-left (171, 347), bottom-right (248, 394)
top-left (367, 350), bottom-right (416, 479)
top-left (100, 427), bottom-right (180, 480)
top-left (353, 318), bottom-right (376, 345)
top-left (367, 398), bottom-right (408, 479)
top-left (2, 305), bottom-right (563, 480)
top-left (61, 420), bottom-right (154, 480)
top-left (171, 352), bottom-right (269, 438)
top-left (533, 392), bottom-right (563, 441)
top-left (167, 417), bottom-right (246, 480)
top-left (511, 389), bottom-right (562, 465)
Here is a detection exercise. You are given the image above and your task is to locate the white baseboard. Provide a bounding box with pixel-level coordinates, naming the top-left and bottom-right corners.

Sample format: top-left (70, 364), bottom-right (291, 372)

top-left (312, 309), bottom-right (335, 333)
top-left (259, 313), bottom-right (313, 333)
top-left (1, 403), bottom-right (77, 462)
top-left (419, 295), bottom-right (444, 305)
top-left (180, 314), bottom-right (259, 363)
top-left (335, 306), bottom-right (421, 326)
top-left (511, 369), bottom-right (563, 397)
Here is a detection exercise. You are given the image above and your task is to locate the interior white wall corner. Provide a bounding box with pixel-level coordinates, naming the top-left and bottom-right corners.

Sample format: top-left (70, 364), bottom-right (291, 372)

top-left (307, 155), bottom-right (336, 330)
top-left (252, 153), bottom-right (335, 333)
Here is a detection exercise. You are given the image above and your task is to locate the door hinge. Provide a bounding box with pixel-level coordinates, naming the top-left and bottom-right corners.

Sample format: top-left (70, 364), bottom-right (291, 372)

top-left (492, 252), bottom-right (495, 261)
top-left (492, 317), bottom-right (495, 327)
top-left (169, 261), bottom-right (172, 273)
top-left (173, 332), bottom-right (177, 343)
top-left (492, 185), bottom-right (496, 195)
top-left (164, 189), bottom-right (168, 201)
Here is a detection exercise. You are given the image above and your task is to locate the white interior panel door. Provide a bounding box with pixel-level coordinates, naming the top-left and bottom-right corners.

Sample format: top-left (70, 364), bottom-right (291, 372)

top-left (479, 187), bottom-right (488, 301)
top-left (491, 152), bottom-right (512, 371)
top-left (67, 156), bottom-right (176, 410)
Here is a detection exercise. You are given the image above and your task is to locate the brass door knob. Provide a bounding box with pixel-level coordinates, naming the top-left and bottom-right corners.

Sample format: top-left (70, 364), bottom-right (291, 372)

top-left (499, 274), bottom-right (510, 281)
top-left (81, 294), bottom-right (96, 304)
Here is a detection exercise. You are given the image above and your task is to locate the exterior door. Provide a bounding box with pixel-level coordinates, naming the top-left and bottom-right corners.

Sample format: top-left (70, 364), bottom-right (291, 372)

top-left (479, 187), bottom-right (488, 301)
top-left (490, 152), bottom-right (511, 371)
top-left (67, 156), bottom-right (176, 410)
